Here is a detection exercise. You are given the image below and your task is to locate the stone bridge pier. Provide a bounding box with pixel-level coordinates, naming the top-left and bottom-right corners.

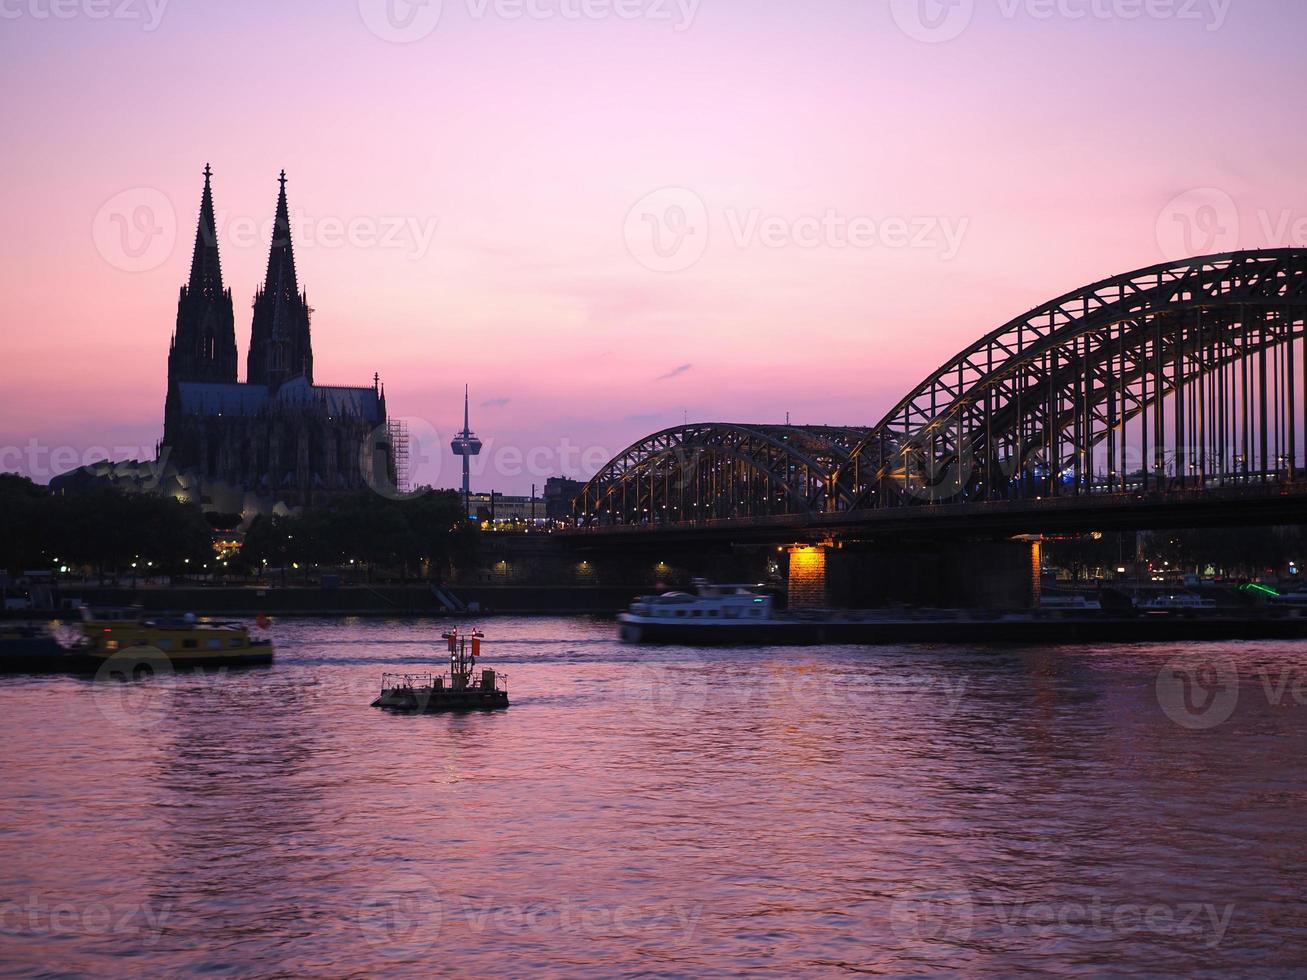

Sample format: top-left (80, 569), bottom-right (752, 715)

top-left (786, 538), bottom-right (1037, 611)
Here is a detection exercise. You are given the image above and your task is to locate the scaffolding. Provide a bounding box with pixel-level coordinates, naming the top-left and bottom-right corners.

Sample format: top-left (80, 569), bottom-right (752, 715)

top-left (387, 419), bottom-right (411, 495)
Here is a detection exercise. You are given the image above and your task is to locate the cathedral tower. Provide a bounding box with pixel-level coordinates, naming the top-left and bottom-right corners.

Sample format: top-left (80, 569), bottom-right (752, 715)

top-left (247, 171), bottom-right (313, 391)
top-left (167, 164), bottom-right (238, 387)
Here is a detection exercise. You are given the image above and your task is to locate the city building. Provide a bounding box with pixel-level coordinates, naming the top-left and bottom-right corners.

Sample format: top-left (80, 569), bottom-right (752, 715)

top-left (55, 167), bottom-right (400, 515)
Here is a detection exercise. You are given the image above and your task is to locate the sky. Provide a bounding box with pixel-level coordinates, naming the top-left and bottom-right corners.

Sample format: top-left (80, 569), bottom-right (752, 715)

top-left (2, 0), bottom-right (1306, 495)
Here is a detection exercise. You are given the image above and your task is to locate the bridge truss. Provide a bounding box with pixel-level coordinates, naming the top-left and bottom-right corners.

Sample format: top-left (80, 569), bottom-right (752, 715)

top-left (576, 424), bottom-right (868, 526)
top-left (577, 249), bottom-right (1307, 527)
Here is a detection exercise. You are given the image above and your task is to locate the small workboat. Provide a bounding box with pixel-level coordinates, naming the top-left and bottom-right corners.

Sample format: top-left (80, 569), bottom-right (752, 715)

top-left (73, 606), bottom-right (274, 668)
top-left (372, 628), bottom-right (509, 712)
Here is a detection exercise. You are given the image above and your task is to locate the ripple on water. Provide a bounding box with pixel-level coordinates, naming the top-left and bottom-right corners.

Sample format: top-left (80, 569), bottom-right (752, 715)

top-left (1, 618), bottom-right (1306, 975)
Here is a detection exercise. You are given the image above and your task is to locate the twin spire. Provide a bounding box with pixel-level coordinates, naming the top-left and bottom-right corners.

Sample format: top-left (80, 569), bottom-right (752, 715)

top-left (184, 162), bottom-right (294, 305)
top-left (188, 162), bottom-right (224, 302)
top-left (179, 164), bottom-right (314, 391)
top-left (262, 168), bottom-right (300, 305)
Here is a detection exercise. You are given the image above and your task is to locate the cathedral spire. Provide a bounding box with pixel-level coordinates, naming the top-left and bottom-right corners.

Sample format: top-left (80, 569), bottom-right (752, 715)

top-left (188, 162), bottom-right (224, 301)
top-left (263, 168), bottom-right (300, 299)
top-left (166, 163), bottom-right (239, 444)
top-left (248, 169), bottom-right (312, 389)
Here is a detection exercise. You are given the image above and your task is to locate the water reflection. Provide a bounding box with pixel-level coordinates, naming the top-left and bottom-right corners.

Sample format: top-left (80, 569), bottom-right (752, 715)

top-left (2, 621), bottom-right (1306, 974)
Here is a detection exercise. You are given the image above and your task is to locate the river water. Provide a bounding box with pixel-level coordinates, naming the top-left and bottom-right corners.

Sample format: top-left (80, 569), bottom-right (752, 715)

top-left (2, 617), bottom-right (1307, 976)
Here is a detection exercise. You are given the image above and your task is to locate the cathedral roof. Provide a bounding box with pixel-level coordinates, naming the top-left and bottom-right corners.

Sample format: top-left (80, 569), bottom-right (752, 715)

top-left (176, 382), bottom-right (268, 416)
top-left (176, 377), bottom-right (383, 423)
top-left (273, 376), bottom-right (383, 422)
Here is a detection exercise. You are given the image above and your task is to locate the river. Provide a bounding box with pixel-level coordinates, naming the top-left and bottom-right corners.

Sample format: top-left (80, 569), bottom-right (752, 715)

top-left (2, 617), bottom-right (1305, 976)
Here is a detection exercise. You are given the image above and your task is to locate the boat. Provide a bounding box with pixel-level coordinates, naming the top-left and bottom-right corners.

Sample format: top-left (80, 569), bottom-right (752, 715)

top-left (1038, 594), bottom-right (1104, 613)
top-left (619, 580), bottom-right (783, 643)
top-left (0, 623), bottom-right (71, 673)
top-left (1137, 593), bottom-right (1218, 614)
top-left (371, 628), bottom-right (508, 712)
top-left (72, 606), bottom-right (274, 668)
top-left (618, 580), bottom-right (1307, 646)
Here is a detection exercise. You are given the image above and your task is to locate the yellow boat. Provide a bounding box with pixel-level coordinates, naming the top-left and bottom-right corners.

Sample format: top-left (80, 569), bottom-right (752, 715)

top-left (76, 606), bottom-right (274, 668)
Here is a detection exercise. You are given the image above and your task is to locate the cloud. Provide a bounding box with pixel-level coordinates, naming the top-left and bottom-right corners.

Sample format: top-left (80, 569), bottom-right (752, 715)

top-left (481, 397), bottom-right (511, 409)
top-left (656, 363), bottom-right (692, 381)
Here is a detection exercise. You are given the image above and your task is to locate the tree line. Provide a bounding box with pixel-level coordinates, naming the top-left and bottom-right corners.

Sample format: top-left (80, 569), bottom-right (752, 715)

top-left (0, 475), bottom-right (477, 582)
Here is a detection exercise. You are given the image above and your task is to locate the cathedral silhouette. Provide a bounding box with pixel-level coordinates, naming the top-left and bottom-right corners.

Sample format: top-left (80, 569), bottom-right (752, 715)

top-left (154, 166), bottom-right (397, 513)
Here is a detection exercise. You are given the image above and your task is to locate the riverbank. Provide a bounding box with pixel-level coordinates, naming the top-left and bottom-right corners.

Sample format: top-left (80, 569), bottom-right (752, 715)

top-left (5, 584), bottom-right (640, 618)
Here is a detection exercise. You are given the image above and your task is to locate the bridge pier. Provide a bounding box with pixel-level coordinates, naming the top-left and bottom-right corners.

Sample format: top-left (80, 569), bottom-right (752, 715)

top-left (825, 538), bottom-right (1035, 610)
top-left (786, 546), bottom-right (829, 609)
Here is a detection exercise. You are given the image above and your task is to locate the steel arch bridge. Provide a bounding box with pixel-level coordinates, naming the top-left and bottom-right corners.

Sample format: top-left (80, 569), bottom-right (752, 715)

top-left (576, 424), bottom-right (869, 525)
top-left (576, 249), bottom-right (1307, 529)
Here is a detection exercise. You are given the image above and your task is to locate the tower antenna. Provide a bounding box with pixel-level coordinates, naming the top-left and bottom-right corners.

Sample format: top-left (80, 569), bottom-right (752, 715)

top-left (450, 384), bottom-right (483, 521)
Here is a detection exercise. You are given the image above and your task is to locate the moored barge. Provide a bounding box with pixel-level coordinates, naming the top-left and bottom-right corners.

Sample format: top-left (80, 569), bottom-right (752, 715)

top-left (618, 580), bottom-right (1307, 646)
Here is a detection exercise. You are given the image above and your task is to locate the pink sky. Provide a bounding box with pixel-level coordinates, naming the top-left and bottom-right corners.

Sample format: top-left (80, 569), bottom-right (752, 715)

top-left (2, 0), bottom-right (1305, 494)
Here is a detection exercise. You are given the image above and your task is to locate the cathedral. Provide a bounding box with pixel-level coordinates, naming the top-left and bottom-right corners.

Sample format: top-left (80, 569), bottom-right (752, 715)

top-left (154, 166), bottom-right (397, 514)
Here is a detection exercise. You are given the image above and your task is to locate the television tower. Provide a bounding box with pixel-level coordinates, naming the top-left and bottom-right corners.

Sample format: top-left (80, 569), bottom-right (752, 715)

top-left (450, 385), bottom-right (482, 518)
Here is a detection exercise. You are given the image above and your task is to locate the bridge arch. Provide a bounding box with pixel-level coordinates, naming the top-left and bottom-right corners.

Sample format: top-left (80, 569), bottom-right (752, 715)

top-left (838, 248), bottom-right (1307, 508)
top-left (576, 249), bottom-right (1307, 527)
top-left (575, 423), bottom-right (869, 526)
